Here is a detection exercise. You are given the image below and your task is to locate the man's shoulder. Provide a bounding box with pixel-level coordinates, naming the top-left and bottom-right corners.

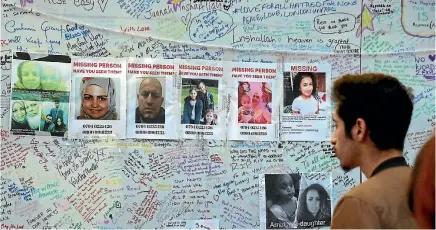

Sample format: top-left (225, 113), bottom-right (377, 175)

top-left (342, 167), bottom-right (413, 204)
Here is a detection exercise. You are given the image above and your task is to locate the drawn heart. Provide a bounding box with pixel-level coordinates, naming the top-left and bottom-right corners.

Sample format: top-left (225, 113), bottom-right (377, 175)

top-left (181, 12), bottom-right (192, 30)
top-left (213, 195), bottom-right (219, 201)
top-left (429, 54), bottom-right (435, 62)
top-left (97, 0), bottom-right (108, 12)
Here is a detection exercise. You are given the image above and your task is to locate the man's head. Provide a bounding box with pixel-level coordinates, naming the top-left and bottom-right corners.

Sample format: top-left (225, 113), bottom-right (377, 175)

top-left (330, 73), bottom-right (413, 172)
top-left (198, 82), bottom-right (206, 93)
top-left (137, 78), bottom-right (164, 119)
top-left (45, 115), bottom-right (53, 123)
top-left (24, 101), bottom-right (40, 130)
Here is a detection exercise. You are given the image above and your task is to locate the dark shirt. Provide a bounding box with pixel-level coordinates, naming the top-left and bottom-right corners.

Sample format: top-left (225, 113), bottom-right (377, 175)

top-left (135, 107), bottom-right (165, 124)
top-left (371, 156), bottom-right (408, 177)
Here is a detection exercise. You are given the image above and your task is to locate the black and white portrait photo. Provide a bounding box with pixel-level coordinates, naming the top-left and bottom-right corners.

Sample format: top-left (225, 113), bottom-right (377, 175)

top-left (264, 173), bottom-right (301, 229)
top-left (296, 173), bottom-right (332, 228)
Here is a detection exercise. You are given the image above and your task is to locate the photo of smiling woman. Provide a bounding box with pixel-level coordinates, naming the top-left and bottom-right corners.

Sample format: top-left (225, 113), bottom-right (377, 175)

top-left (283, 72), bottom-right (327, 115)
top-left (11, 99), bottom-right (30, 130)
top-left (76, 77), bottom-right (118, 120)
top-left (14, 61), bottom-right (42, 90)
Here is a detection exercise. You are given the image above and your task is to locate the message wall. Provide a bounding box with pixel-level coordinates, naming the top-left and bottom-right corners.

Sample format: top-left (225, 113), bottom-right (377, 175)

top-left (0, 0), bottom-right (434, 229)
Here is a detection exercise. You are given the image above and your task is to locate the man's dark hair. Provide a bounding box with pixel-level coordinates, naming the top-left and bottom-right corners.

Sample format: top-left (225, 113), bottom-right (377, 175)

top-left (46, 115), bottom-right (52, 118)
top-left (332, 73), bottom-right (413, 151)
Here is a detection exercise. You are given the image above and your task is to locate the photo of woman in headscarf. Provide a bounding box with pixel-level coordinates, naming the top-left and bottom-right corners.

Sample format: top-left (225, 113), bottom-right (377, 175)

top-left (77, 77), bottom-right (118, 120)
top-left (11, 99), bottom-right (30, 130)
top-left (296, 183), bottom-right (331, 228)
top-left (14, 61), bottom-right (42, 90)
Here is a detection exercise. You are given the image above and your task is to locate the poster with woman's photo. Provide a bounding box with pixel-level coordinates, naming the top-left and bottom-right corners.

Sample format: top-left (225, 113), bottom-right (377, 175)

top-left (281, 64), bottom-right (331, 141)
top-left (68, 57), bottom-right (126, 139)
top-left (126, 58), bottom-right (178, 139)
top-left (177, 59), bottom-right (225, 140)
top-left (260, 173), bottom-right (332, 229)
top-left (9, 52), bottom-right (71, 136)
top-left (228, 62), bottom-right (279, 141)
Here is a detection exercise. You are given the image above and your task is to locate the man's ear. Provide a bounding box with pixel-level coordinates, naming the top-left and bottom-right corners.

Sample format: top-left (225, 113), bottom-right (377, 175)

top-left (353, 118), bottom-right (368, 142)
top-left (137, 94), bottom-right (139, 102)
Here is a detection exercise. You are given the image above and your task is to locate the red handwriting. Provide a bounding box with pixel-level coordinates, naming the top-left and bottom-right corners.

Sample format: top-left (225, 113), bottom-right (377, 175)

top-left (66, 173), bottom-right (107, 223)
top-left (1, 223), bottom-right (24, 229)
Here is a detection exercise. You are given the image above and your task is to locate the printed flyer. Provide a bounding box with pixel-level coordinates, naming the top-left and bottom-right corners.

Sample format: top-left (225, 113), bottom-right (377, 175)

top-left (260, 173), bottom-right (332, 229)
top-left (227, 62), bottom-right (279, 141)
top-left (68, 57), bottom-right (127, 139)
top-left (177, 59), bottom-right (226, 140)
top-left (126, 58), bottom-right (178, 139)
top-left (10, 52), bottom-right (71, 137)
top-left (281, 64), bottom-right (331, 141)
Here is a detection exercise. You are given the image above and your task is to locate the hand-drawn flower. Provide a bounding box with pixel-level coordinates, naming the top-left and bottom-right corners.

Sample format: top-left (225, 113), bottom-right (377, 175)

top-left (167, 0), bottom-right (184, 12)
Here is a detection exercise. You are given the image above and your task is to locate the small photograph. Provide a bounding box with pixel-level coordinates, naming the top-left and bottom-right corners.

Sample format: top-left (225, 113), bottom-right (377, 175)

top-left (12, 52), bottom-right (71, 92)
top-left (40, 100), bottom-right (69, 136)
top-left (75, 77), bottom-right (119, 120)
top-left (11, 98), bottom-right (42, 132)
top-left (181, 78), bottom-right (218, 125)
top-left (283, 72), bottom-right (327, 115)
top-left (238, 81), bottom-right (272, 124)
top-left (296, 174), bottom-right (332, 228)
top-left (136, 77), bottom-right (166, 124)
top-left (264, 173), bottom-right (301, 229)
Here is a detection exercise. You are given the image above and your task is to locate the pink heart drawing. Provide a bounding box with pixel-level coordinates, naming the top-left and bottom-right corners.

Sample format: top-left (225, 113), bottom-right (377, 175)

top-left (429, 54), bottom-right (435, 62)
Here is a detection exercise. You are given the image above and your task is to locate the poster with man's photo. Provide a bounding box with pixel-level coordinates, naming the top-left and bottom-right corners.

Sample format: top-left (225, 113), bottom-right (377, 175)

top-left (228, 62), bottom-right (279, 141)
top-left (260, 173), bottom-right (332, 229)
top-left (10, 52), bottom-right (71, 137)
top-left (281, 64), bottom-right (331, 141)
top-left (177, 59), bottom-right (226, 140)
top-left (68, 57), bottom-right (126, 139)
top-left (126, 58), bottom-right (178, 139)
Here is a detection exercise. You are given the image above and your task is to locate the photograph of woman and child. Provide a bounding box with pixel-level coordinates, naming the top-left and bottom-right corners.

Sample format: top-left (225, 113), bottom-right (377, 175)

top-left (76, 77), bottom-right (119, 120)
top-left (264, 173), bottom-right (331, 229)
top-left (181, 79), bottom-right (218, 125)
top-left (283, 72), bottom-right (327, 115)
top-left (238, 81), bottom-right (272, 124)
top-left (10, 97), bottom-right (69, 136)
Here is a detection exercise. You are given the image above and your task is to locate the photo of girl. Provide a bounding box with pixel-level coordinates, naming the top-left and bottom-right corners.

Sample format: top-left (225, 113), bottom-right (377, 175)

top-left (296, 183), bottom-right (331, 228)
top-left (182, 87), bottom-right (203, 124)
top-left (181, 78), bottom-right (218, 125)
top-left (283, 72), bottom-right (327, 115)
top-left (202, 109), bottom-right (217, 125)
top-left (265, 174), bottom-right (301, 229)
top-left (238, 81), bottom-right (272, 124)
top-left (77, 77), bottom-right (118, 120)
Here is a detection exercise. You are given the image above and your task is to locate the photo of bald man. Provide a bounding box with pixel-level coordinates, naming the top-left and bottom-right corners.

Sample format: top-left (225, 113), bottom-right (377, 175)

top-left (136, 77), bottom-right (166, 124)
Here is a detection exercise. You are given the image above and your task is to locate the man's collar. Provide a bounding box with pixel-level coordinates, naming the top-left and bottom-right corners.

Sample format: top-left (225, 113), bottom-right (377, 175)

top-left (371, 156), bottom-right (408, 177)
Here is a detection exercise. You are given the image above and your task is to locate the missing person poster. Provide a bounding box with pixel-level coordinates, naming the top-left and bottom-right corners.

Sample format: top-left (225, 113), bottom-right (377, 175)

top-left (227, 62), bottom-right (279, 141)
top-left (68, 57), bottom-right (126, 139)
top-left (10, 52), bottom-right (71, 137)
top-left (260, 173), bottom-right (332, 229)
top-left (126, 58), bottom-right (178, 139)
top-left (177, 59), bottom-right (226, 140)
top-left (281, 64), bottom-right (331, 141)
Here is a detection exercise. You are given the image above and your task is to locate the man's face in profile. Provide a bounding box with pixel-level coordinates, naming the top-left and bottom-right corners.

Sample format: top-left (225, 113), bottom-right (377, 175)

top-left (137, 78), bottom-right (164, 119)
